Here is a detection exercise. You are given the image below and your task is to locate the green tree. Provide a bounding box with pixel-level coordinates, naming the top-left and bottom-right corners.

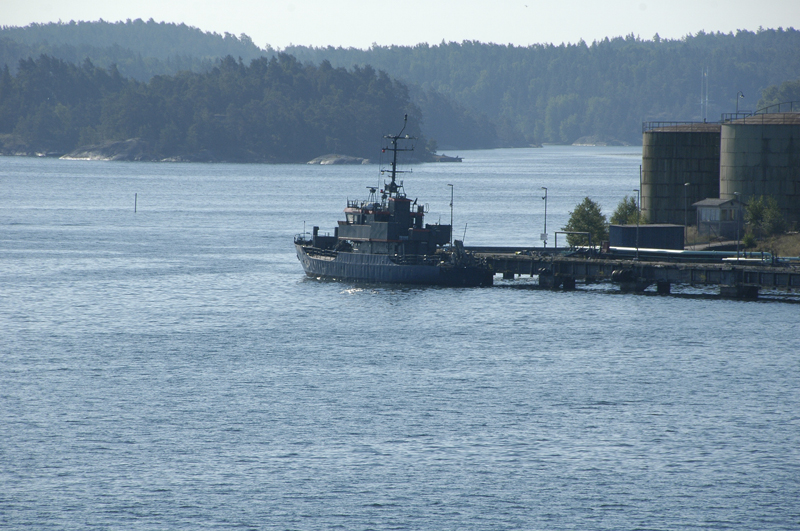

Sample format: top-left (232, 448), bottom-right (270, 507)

top-left (610, 195), bottom-right (641, 225)
top-left (757, 78), bottom-right (800, 110)
top-left (563, 197), bottom-right (608, 247)
top-left (745, 195), bottom-right (785, 238)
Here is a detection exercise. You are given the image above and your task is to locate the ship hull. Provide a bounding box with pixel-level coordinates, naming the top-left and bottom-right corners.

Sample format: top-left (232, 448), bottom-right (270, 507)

top-left (296, 245), bottom-right (493, 287)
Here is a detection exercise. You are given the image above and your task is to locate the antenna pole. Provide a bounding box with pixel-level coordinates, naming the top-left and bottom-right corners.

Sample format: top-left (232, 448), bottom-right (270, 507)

top-left (448, 184), bottom-right (454, 247)
top-left (383, 114), bottom-right (411, 197)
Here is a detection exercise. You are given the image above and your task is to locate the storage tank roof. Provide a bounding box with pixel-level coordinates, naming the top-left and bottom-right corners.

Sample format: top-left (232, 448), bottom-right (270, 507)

top-left (643, 122), bottom-right (721, 133)
top-left (727, 113), bottom-right (800, 125)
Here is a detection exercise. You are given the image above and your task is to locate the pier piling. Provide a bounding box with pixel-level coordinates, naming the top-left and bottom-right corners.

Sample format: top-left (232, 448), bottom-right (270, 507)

top-left (720, 285), bottom-right (759, 299)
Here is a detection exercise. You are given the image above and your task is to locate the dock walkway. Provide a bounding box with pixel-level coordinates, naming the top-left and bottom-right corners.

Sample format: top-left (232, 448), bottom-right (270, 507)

top-left (469, 247), bottom-right (800, 299)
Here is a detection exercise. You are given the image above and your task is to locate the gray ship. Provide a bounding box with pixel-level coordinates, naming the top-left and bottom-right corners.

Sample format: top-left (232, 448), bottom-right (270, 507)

top-left (294, 117), bottom-right (493, 287)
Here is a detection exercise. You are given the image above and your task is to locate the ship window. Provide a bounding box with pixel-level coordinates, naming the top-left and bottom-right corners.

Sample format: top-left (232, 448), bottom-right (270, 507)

top-left (346, 213), bottom-right (356, 224)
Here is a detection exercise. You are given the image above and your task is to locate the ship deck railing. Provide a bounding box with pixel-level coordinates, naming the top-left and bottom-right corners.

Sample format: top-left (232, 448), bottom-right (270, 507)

top-left (305, 247), bottom-right (338, 259)
top-left (391, 254), bottom-right (443, 266)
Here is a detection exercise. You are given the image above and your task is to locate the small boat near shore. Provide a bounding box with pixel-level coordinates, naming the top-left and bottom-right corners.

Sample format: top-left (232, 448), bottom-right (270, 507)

top-left (294, 116), bottom-right (493, 287)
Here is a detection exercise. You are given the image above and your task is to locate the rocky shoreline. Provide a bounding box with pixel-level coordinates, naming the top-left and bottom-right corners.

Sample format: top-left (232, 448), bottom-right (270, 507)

top-left (306, 154), bottom-right (371, 165)
top-left (61, 139), bottom-right (158, 161)
top-left (2, 137), bottom-right (379, 164)
top-left (2, 135), bottom-right (632, 163)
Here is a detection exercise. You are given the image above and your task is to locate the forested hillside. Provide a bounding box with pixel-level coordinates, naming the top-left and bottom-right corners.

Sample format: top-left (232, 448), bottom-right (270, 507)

top-left (0, 54), bottom-right (426, 162)
top-left (0, 20), bottom-right (496, 149)
top-left (2, 21), bottom-right (799, 151)
top-left (758, 78), bottom-right (800, 109)
top-left (284, 28), bottom-right (800, 145)
top-left (0, 36), bottom-right (218, 82)
top-left (0, 19), bottom-right (264, 82)
top-left (0, 19), bottom-right (263, 63)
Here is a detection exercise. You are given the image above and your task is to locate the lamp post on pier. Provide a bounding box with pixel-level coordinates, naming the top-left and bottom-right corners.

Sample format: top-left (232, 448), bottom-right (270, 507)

top-left (448, 183), bottom-right (454, 247)
top-left (633, 188), bottom-right (640, 260)
top-left (541, 187), bottom-right (548, 248)
top-left (734, 191), bottom-right (741, 260)
top-left (684, 182), bottom-right (690, 247)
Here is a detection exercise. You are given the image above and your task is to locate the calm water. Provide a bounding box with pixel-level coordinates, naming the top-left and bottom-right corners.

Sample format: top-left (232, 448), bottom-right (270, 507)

top-left (1, 147), bottom-right (798, 530)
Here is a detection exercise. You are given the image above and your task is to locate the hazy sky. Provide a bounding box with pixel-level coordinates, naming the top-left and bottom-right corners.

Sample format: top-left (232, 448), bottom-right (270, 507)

top-left (4, 0), bottom-right (800, 49)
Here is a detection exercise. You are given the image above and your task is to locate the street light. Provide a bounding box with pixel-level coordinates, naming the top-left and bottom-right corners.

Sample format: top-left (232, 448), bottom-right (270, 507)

top-left (684, 182), bottom-right (690, 248)
top-left (633, 188), bottom-right (640, 260)
top-left (541, 187), bottom-right (548, 248)
top-left (734, 191), bottom-right (740, 260)
top-left (736, 91), bottom-right (745, 115)
top-left (447, 184), bottom-right (454, 247)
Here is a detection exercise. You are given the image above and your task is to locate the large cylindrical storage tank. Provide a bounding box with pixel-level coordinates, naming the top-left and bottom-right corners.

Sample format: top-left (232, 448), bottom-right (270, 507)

top-left (641, 124), bottom-right (721, 225)
top-left (720, 114), bottom-right (800, 225)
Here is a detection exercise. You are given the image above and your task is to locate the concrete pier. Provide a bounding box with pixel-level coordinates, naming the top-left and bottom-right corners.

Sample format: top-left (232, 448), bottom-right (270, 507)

top-left (470, 247), bottom-right (800, 300)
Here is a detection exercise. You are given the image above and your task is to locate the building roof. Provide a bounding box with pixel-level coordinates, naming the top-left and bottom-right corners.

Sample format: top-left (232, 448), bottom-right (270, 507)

top-left (692, 198), bottom-right (742, 208)
top-left (609, 224), bottom-right (684, 228)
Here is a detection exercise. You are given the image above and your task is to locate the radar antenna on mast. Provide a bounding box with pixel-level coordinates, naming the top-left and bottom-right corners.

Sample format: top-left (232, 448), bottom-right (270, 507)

top-left (381, 114), bottom-right (415, 198)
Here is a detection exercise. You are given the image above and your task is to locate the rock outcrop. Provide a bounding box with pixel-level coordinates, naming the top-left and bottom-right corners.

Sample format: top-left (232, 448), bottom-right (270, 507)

top-left (572, 136), bottom-right (632, 147)
top-left (62, 138), bottom-right (156, 161)
top-left (307, 154), bottom-right (371, 165)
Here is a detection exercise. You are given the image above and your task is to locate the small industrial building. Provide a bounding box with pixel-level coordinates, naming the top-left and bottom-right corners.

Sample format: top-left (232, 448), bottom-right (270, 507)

top-left (609, 224), bottom-right (685, 249)
top-left (692, 198), bottom-right (745, 240)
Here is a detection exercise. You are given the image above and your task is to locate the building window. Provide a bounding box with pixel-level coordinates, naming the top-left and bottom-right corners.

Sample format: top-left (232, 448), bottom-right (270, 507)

top-left (699, 208), bottom-right (719, 222)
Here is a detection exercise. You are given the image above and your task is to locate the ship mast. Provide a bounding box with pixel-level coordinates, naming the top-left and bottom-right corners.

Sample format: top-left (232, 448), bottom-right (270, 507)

top-left (382, 114), bottom-right (415, 198)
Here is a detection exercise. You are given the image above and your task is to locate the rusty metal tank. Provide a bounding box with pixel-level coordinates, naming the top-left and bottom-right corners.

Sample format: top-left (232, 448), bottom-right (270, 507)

top-left (719, 113), bottom-right (800, 225)
top-left (641, 123), bottom-right (721, 225)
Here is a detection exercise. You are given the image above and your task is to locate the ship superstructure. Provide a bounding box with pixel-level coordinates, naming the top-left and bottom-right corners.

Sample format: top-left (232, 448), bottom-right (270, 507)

top-left (294, 116), bottom-right (492, 286)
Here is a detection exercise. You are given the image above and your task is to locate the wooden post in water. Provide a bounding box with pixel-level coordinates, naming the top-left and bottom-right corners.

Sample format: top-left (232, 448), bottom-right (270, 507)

top-left (135, 193), bottom-right (137, 213)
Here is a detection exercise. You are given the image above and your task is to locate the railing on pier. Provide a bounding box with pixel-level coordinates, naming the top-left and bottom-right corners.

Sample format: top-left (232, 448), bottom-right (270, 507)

top-left (642, 121), bottom-right (721, 133)
top-left (721, 111), bottom-right (800, 124)
top-left (754, 101), bottom-right (800, 114)
top-left (721, 101), bottom-right (800, 123)
top-left (554, 231), bottom-right (592, 250)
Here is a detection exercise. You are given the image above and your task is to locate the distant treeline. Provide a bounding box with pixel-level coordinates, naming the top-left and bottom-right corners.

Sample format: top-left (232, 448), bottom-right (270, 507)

top-left (284, 28), bottom-right (800, 145)
top-left (0, 20), bottom-right (498, 151)
top-left (2, 20), bottom-right (800, 150)
top-left (0, 18), bottom-right (263, 67)
top-left (0, 54), bottom-right (427, 162)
